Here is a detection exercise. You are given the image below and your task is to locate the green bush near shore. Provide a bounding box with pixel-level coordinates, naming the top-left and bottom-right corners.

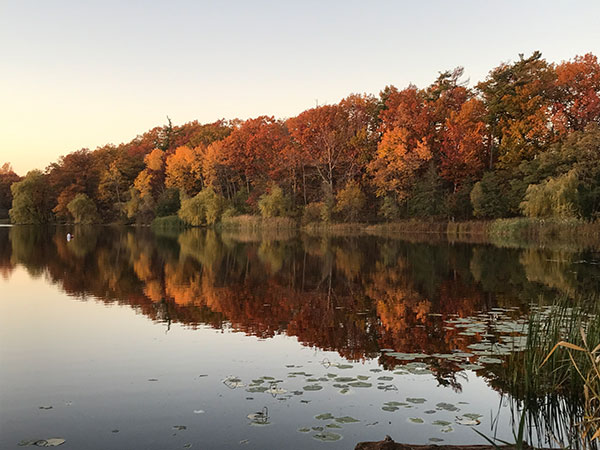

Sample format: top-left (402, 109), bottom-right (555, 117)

top-left (150, 215), bottom-right (188, 230)
top-left (220, 214), bottom-right (297, 230)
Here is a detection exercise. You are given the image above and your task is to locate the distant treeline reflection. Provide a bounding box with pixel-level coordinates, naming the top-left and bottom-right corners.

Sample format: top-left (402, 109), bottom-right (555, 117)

top-left (2, 226), bottom-right (599, 364)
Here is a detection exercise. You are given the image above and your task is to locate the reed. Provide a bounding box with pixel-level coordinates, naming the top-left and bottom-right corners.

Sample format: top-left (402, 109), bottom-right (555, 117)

top-left (497, 297), bottom-right (599, 448)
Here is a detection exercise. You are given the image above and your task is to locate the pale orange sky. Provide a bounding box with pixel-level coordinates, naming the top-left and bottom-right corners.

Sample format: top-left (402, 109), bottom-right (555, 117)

top-left (1, 0), bottom-right (599, 176)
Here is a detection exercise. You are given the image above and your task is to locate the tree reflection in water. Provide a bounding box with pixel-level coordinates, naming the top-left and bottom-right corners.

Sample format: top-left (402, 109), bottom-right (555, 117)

top-left (1, 225), bottom-right (598, 447)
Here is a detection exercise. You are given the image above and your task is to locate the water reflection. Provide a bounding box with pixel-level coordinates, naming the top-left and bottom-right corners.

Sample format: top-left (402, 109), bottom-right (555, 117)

top-left (2, 226), bottom-right (598, 362)
top-left (2, 226), bottom-right (598, 448)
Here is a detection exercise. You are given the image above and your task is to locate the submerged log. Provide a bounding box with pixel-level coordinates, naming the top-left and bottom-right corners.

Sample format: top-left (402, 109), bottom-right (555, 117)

top-left (354, 435), bottom-right (544, 450)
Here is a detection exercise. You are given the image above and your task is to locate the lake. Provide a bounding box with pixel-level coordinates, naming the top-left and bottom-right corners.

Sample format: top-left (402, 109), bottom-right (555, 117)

top-left (1, 225), bottom-right (598, 449)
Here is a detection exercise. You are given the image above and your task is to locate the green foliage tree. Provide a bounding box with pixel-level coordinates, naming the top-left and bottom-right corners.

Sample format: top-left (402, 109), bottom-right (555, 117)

top-left (67, 193), bottom-right (98, 224)
top-left (444, 183), bottom-right (473, 220)
top-left (155, 188), bottom-right (180, 217)
top-left (9, 170), bottom-right (53, 224)
top-left (178, 188), bottom-right (225, 226)
top-left (409, 164), bottom-right (444, 218)
top-left (470, 172), bottom-right (510, 219)
top-left (334, 180), bottom-right (366, 222)
top-left (258, 184), bottom-right (290, 218)
top-left (123, 187), bottom-right (155, 224)
top-left (520, 170), bottom-right (579, 218)
top-left (0, 163), bottom-right (20, 219)
top-left (379, 195), bottom-right (401, 220)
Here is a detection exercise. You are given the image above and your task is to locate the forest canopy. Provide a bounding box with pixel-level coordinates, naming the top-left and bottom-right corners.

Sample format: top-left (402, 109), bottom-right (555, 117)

top-left (2, 52), bottom-right (600, 225)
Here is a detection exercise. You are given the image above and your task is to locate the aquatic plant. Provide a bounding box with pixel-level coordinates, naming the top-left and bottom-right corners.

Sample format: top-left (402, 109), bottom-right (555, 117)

top-left (488, 297), bottom-right (599, 449)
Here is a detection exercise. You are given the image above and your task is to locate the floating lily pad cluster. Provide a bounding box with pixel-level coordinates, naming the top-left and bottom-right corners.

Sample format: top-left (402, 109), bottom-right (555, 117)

top-left (297, 413), bottom-right (362, 441)
top-left (380, 309), bottom-right (529, 374)
top-left (377, 396), bottom-right (485, 436)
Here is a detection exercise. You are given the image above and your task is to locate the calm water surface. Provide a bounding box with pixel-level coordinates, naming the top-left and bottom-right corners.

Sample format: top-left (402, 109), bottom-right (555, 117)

top-left (1, 226), bottom-right (598, 449)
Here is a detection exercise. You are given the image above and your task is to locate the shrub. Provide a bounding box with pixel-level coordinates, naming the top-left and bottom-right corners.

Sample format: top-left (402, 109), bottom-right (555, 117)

top-left (302, 202), bottom-right (323, 225)
top-left (150, 215), bottom-right (187, 230)
top-left (155, 188), bottom-right (180, 217)
top-left (67, 193), bottom-right (98, 224)
top-left (334, 180), bottom-right (366, 222)
top-left (258, 184), bottom-right (290, 218)
top-left (520, 170), bottom-right (579, 218)
top-left (178, 188), bottom-right (225, 226)
top-left (379, 195), bottom-right (401, 220)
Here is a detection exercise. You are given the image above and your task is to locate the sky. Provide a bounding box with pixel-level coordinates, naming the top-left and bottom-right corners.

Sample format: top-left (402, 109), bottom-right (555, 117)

top-left (1, 0), bottom-right (599, 176)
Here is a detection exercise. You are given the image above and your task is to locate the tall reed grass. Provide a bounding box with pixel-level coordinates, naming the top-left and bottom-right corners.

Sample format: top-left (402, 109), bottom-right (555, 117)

top-left (498, 297), bottom-right (599, 449)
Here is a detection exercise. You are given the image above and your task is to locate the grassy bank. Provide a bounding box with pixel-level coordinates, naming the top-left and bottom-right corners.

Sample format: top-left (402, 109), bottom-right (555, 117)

top-left (149, 214), bottom-right (600, 249)
top-left (150, 215), bottom-right (188, 230)
top-left (365, 218), bottom-right (600, 249)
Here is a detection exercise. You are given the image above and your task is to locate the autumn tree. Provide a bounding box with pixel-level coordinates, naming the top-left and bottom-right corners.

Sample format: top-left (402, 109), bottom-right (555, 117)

top-left (129, 148), bottom-right (167, 220)
top-left (439, 98), bottom-right (487, 190)
top-left (367, 127), bottom-right (432, 202)
top-left (552, 53), bottom-right (600, 136)
top-left (165, 146), bottom-right (204, 195)
top-left (220, 117), bottom-right (290, 196)
top-left (47, 149), bottom-right (100, 220)
top-left (477, 51), bottom-right (557, 168)
top-left (287, 104), bottom-right (360, 195)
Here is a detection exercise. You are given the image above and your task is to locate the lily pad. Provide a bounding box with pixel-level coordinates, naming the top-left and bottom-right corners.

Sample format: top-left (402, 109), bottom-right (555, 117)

top-left (429, 438), bottom-right (444, 442)
top-left (326, 423), bottom-right (343, 429)
top-left (298, 427), bottom-right (311, 433)
top-left (19, 439), bottom-right (66, 447)
top-left (348, 381), bottom-right (371, 388)
top-left (408, 417), bottom-right (424, 424)
top-left (246, 386), bottom-right (269, 393)
top-left (335, 364), bottom-right (353, 369)
top-left (315, 413), bottom-right (334, 420)
top-left (173, 425), bottom-right (187, 430)
top-left (334, 377), bottom-right (356, 383)
top-left (377, 376), bottom-right (394, 381)
top-left (303, 384), bottom-right (323, 391)
top-left (433, 420), bottom-right (452, 426)
top-left (406, 397), bottom-right (427, 404)
top-left (335, 416), bottom-right (360, 424)
top-left (478, 356), bottom-right (503, 364)
top-left (436, 402), bottom-right (459, 412)
top-left (313, 432), bottom-right (342, 442)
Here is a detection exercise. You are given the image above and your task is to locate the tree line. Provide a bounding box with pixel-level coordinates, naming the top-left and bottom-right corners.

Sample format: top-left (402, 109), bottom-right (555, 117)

top-left (2, 51), bottom-right (599, 225)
